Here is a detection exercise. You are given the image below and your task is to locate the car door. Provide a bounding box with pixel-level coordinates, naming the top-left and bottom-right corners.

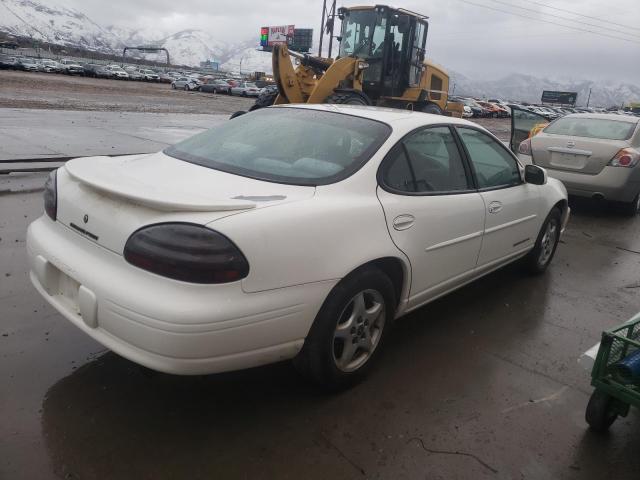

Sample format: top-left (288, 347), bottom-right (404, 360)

top-left (377, 125), bottom-right (486, 308)
top-left (455, 127), bottom-right (542, 270)
top-left (509, 106), bottom-right (551, 154)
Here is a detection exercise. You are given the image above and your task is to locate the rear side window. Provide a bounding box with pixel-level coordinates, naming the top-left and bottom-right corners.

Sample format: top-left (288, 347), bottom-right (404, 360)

top-left (380, 126), bottom-right (470, 194)
top-left (457, 127), bottom-right (521, 189)
top-left (544, 117), bottom-right (637, 140)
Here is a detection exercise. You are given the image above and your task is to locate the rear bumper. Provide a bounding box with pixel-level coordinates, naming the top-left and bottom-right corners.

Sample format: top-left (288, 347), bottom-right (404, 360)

top-left (27, 216), bottom-right (335, 375)
top-left (545, 166), bottom-right (640, 202)
top-left (518, 155), bottom-right (640, 203)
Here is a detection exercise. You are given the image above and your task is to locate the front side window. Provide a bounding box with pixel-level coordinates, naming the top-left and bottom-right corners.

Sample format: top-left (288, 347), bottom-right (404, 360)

top-left (380, 126), bottom-right (470, 194)
top-left (165, 108), bottom-right (391, 186)
top-left (457, 128), bottom-right (521, 189)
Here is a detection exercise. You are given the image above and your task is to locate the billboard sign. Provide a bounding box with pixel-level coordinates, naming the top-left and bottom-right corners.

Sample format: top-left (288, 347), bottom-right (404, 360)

top-left (541, 90), bottom-right (578, 106)
top-left (265, 25), bottom-right (295, 46)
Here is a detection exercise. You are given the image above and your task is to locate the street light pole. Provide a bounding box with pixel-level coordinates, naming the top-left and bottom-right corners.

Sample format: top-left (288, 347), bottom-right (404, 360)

top-left (586, 88), bottom-right (592, 108)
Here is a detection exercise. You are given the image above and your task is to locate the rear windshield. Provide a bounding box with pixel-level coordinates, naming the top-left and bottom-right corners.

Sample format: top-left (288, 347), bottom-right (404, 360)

top-left (164, 108), bottom-right (391, 186)
top-left (544, 117), bottom-right (637, 140)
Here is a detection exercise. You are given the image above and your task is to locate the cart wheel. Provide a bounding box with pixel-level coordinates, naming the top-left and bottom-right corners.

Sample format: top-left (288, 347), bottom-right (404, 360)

top-left (586, 389), bottom-right (618, 432)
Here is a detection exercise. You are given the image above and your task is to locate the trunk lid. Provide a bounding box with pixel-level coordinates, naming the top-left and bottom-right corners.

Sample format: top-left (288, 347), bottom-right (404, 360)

top-left (57, 152), bottom-right (314, 254)
top-left (531, 133), bottom-right (629, 175)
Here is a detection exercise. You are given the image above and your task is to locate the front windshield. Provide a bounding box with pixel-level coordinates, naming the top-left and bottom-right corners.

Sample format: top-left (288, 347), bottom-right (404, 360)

top-left (339, 10), bottom-right (386, 59)
top-left (164, 108), bottom-right (391, 186)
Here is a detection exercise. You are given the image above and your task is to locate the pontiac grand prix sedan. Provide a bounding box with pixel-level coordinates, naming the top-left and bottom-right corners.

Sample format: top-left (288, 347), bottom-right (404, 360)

top-left (27, 105), bottom-right (569, 389)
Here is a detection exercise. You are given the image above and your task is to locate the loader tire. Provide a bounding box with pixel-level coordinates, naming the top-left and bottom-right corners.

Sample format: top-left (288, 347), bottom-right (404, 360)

top-left (420, 102), bottom-right (443, 115)
top-left (249, 90), bottom-right (278, 111)
top-left (325, 92), bottom-right (369, 105)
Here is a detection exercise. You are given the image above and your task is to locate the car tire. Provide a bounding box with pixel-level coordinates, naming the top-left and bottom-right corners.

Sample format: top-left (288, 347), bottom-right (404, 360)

top-left (586, 389), bottom-right (618, 432)
top-left (242, 91), bottom-right (247, 97)
top-left (293, 266), bottom-right (396, 390)
top-left (620, 192), bottom-right (640, 217)
top-left (523, 207), bottom-right (562, 274)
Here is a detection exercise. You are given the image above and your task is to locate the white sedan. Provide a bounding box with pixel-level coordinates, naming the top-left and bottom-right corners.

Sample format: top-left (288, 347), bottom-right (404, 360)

top-left (230, 82), bottom-right (261, 97)
top-left (27, 105), bottom-right (569, 389)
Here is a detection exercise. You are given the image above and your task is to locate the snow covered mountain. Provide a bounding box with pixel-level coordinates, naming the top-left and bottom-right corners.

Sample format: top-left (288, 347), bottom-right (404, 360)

top-left (0, 0), bottom-right (120, 52)
top-left (449, 71), bottom-right (640, 108)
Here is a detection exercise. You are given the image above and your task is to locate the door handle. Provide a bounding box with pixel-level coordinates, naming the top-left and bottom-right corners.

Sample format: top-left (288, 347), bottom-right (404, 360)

top-left (393, 214), bottom-right (415, 231)
top-left (488, 201), bottom-right (503, 214)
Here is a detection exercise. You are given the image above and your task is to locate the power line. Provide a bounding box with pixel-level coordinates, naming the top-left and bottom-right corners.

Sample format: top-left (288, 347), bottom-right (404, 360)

top-left (525, 0), bottom-right (640, 33)
top-left (451, 0), bottom-right (640, 45)
top-left (487, 0), bottom-right (640, 39)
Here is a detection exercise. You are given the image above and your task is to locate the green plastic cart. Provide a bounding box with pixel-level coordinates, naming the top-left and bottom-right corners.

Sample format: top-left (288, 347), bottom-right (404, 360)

top-left (587, 315), bottom-right (640, 432)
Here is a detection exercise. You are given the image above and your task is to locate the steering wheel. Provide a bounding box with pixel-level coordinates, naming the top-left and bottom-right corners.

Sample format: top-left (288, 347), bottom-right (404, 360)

top-left (353, 37), bottom-right (371, 55)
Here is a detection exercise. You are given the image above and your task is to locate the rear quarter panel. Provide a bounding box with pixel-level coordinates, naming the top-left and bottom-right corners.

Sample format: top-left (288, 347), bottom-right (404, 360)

top-left (206, 136), bottom-right (411, 295)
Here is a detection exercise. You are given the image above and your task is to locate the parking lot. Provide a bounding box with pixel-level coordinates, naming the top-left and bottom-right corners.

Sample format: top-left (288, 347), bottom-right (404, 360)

top-left (2, 174), bottom-right (640, 479)
top-left (0, 70), bottom-right (254, 114)
top-left (2, 69), bottom-right (640, 479)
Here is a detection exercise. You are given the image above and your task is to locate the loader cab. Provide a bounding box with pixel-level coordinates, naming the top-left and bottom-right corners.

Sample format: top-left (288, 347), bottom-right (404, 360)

top-left (338, 5), bottom-right (428, 99)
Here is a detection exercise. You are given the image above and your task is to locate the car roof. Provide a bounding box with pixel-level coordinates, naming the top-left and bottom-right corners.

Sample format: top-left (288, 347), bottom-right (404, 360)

top-left (277, 104), bottom-right (480, 129)
top-left (562, 112), bottom-right (640, 124)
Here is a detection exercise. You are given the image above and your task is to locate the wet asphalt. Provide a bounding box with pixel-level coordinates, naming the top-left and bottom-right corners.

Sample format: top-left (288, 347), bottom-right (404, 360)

top-left (2, 175), bottom-right (640, 479)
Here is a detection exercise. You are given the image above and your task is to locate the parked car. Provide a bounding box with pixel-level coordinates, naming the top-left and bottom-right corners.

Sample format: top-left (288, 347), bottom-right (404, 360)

top-left (171, 77), bottom-right (201, 90)
top-left (515, 111), bottom-right (640, 215)
top-left (462, 105), bottom-right (474, 118)
top-left (158, 73), bottom-right (174, 83)
top-left (477, 101), bottom-right (506, 118)
top-left (124, 66), bottom-right (143, 81)
top-left (139, 69), bottom-right (160, 82)
top-left (106, 65), bottom-right (129, 79)
top-left (18, 58), bottom-right (40, 71)
top-left (0, 54), bottom-right (20, 69)
top-left (38, 59), bottom-right (62, 73)
top-left (259, 84), bottom-right (279, 96)
top-left (200, 79), bottom-right (232, 94)
top-left (82, 63), bottom-right (103, 77)
top-left (27, 105), bottom-right (568, 388)
top-left (231, 82), bottom-right (261, 97)
top-left (60, 59), bottom-right (84, 75)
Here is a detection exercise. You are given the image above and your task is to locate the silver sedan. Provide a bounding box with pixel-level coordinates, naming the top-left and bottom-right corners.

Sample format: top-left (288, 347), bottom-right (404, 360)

top-left (516, 113), bottom-right (640, 215)
top-left (230, 82), bottom-right (261, 97)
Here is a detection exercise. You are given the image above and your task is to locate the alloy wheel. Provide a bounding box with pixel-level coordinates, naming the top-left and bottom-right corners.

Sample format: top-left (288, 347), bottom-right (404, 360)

top-left (538, 218), bottom-right (559, 266)
top-left (332, 289), bottom-right (386, 372)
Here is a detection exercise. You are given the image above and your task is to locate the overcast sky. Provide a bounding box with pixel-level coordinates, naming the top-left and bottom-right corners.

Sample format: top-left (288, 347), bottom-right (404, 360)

top-left (60, 0), bottom-right (640, 83)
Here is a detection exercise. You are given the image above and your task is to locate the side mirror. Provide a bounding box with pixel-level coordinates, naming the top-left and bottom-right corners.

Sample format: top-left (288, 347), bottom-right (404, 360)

top-left (524, 164), bottom-right (547, 185)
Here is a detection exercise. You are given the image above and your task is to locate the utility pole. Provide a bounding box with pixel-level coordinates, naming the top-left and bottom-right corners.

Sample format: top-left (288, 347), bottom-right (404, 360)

top-left (318, 0), bottom-right (326, 56)
top-left (586, 88), bottom-right (592, 108)
top-left (318, 0), bottom-right (337, 57)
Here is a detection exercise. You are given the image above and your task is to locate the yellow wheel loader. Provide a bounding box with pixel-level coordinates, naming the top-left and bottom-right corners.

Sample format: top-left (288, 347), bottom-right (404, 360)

top-left (248, 5), bottom-right (463, 117)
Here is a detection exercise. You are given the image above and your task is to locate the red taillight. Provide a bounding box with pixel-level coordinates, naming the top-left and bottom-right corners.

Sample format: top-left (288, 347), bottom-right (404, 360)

top-left (609, 148), bottom-right (640, 168)
top-left (518, 138), bottom-right (532, 155)
top-left (124, 223), bottom-right (249, 284)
